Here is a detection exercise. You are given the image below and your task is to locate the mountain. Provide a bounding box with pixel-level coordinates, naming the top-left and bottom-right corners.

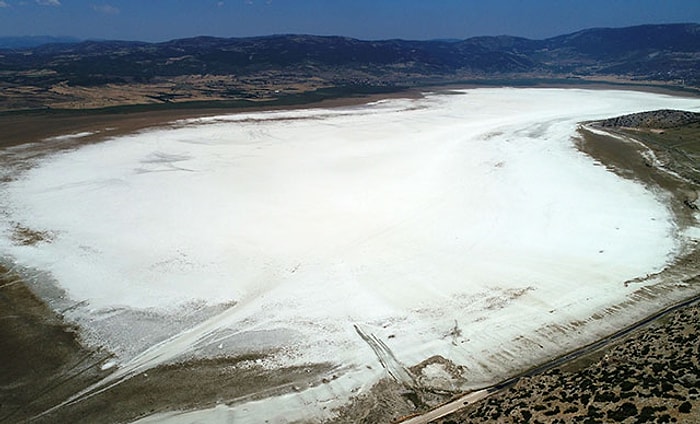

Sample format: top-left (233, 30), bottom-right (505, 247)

top-left (532, 24), bottom-right (700, 81)
top-left (0, 24), bottom-right (698, 110)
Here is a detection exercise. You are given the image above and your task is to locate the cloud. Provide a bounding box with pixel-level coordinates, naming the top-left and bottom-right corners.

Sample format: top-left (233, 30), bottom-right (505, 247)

top-left (243, 0), bottom-right (271, 6)
top-left (91, 3), bottom-right (119, 14)
top-left (0, 1), bottom-right (8, 7)
top-left (217, 1), bottom-right (224, 6)
top-left (36, 0), bottom-right (60, 6)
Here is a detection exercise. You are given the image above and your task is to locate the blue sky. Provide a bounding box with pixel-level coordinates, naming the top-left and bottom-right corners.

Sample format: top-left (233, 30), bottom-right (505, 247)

top-left (0, 0), bottom-right (699, 42)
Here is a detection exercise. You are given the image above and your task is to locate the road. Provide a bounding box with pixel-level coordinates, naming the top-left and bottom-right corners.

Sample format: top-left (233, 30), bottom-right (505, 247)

top-left (399, 389), bottom-right (492, 424)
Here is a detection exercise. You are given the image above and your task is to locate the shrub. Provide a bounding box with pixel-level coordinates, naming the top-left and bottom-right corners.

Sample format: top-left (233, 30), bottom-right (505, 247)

top-left (606, 402), bottom-right (637, 421)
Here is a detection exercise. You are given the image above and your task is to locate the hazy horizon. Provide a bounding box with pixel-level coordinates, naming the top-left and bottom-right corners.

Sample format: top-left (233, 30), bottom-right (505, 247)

top-left (0, 0), bottom-right (699, 43)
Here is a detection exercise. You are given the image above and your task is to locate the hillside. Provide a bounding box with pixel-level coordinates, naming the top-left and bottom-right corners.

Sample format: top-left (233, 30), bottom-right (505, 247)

top-left (0, 23), bottom-right (698, 110)
top-left (591, 109), bottom-right (700, 186)
top-left (596, 109), bottom-right (700, 129)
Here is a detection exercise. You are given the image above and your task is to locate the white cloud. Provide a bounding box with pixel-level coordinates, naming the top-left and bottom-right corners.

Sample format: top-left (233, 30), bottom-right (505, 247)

top-left (36, 0), bottom-right (60, 6)
top-left (217, 1), bottom-right (224, 6)
top-left (91, 4), bottom-right (119, 14)
top-left (0, 1), bottom-right (9, 7)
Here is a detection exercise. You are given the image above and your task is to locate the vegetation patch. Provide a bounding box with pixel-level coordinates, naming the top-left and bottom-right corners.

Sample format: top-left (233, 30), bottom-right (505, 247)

top-left (11, 223), bottom-right (53, 245)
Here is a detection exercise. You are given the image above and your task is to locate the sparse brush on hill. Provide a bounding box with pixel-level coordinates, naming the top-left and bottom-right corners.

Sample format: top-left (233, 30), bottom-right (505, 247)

top-left (596, 110), bottom-right (700, 129)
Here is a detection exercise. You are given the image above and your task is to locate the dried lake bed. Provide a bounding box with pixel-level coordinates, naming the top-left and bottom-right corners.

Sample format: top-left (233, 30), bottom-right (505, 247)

top-left (1, 88), bottom-right (699, 423)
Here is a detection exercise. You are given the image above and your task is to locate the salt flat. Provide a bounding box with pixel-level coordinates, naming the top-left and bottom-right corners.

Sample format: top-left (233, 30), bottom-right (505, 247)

top-left (1, 88), bottom-right (698, 422)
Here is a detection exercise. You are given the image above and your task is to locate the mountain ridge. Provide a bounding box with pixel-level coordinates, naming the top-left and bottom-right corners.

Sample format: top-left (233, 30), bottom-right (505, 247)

top-left (0, 35), bottom-right (81, 49)
top-left (0, 23), bottom-right (698, 110)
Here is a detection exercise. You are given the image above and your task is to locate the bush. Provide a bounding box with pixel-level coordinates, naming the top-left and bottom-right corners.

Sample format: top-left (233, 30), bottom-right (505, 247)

top-left (637, 405), bottom-right (656, 423)
top-left (606, 402), bottom-right (637, 421)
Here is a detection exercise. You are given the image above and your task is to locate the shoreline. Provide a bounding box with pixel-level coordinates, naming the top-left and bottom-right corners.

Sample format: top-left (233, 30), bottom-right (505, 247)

top-left (1, 86), bottom-right (699, 423)
top-left (2, 79), bottom-right (698, 150)
top-left (0, 89), bottom-right (423, 151)
top-left (2, 76), bottom-right (698, 117)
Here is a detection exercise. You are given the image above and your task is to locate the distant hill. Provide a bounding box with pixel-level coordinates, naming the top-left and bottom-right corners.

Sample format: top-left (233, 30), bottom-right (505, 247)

top-left (0, 24), bottom-right (698, 110)
top-left (0, 36), bottom-right (80, 49)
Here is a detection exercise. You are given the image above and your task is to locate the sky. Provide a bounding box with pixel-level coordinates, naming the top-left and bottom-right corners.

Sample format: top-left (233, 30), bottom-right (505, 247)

top-left (0, 0), bottom-right (699, 42)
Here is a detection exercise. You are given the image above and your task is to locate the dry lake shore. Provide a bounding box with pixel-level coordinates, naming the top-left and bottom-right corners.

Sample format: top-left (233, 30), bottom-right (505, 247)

top-left (1, 86), bottom-right (699, 423)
